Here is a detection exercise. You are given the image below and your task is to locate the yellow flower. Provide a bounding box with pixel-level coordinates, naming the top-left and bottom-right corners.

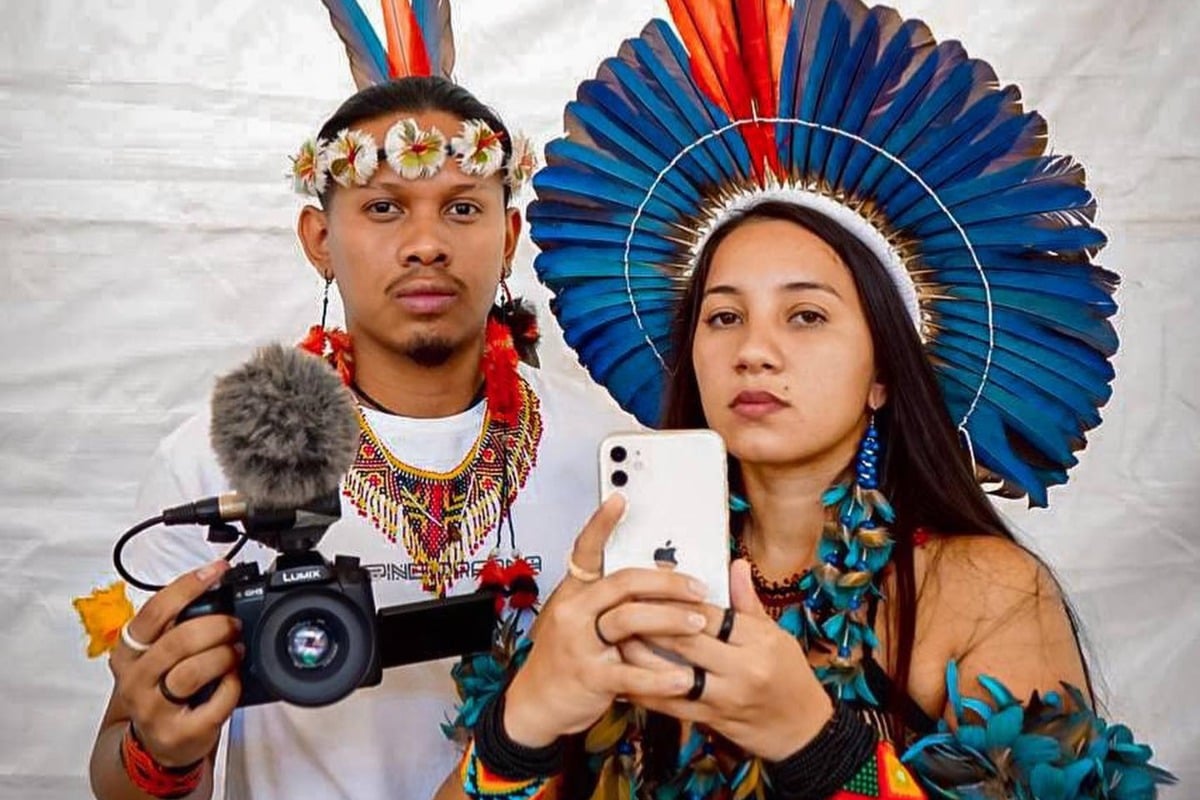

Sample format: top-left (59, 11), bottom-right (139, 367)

top-left (72, 580), bottom-right (135, 658)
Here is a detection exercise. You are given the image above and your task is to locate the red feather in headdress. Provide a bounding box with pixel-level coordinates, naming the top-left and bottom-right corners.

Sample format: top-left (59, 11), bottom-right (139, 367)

top-left (382, 0), bottom-right (432, 77)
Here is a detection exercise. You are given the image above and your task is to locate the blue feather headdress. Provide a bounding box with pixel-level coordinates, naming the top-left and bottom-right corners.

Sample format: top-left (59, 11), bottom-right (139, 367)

top-left (528, 0), bottom-right (1117, 507)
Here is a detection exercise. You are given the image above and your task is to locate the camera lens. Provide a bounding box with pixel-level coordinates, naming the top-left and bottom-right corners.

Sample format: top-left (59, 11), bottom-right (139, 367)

top-left (610, 446), bottom-right (627, 463)
top-left (611, 470), bottom-right (628, 487)
top-left (285, 621), bottom-right (336, 670)
top-left (255, 590), bottom-right (374, 707)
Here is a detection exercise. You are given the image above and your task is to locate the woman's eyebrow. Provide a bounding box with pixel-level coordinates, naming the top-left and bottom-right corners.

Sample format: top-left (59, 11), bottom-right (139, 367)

top-left (703, 280), bottom-right (842, 299)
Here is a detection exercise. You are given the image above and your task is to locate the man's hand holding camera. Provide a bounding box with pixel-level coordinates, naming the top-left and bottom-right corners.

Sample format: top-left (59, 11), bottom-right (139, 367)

top-left (109, 560), bottom-right (241, 767)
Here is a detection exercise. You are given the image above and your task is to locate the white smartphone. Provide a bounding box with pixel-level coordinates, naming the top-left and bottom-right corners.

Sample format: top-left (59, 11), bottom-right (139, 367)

top-left (599, 430), bottom-right (731, 607)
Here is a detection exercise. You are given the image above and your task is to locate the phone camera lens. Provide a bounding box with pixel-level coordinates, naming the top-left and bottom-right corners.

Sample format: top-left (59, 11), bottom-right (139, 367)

top-left (611, 470), bottom-right (628, 487)
top-left (610, 446), bottom-right (627, 463)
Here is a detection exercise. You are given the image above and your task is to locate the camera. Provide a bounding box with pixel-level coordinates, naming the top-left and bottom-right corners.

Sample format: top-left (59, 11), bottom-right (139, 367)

top-left (176, 491), bottom-right (381, 708)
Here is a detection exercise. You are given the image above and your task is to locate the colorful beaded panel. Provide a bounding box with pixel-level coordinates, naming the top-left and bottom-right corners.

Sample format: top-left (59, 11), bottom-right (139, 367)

top-left (459, 739), bottom-right (558, 799)
top-left (832, 741), bottom-right (926, 799)
top-left (343, 374), bottom-right (543, 596)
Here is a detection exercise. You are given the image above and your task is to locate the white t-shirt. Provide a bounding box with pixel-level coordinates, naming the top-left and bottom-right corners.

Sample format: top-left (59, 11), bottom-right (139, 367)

top-left (123, 364), bottom-right (635, 799)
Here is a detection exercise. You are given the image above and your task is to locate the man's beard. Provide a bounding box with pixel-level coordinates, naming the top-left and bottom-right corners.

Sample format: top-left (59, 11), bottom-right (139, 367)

top-left (403, 334), bottom-right (458, 367)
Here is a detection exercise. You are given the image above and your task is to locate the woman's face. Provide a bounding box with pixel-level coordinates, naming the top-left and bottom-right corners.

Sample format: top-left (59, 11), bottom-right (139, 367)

top-left (692, 218), bottom-right (887, 469)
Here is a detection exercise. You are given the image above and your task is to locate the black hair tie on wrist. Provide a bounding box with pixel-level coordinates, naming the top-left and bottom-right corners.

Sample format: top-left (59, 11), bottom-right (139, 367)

top-left (763, 702), bottom-right (879, 800)
top-left (473, 692), bottom-right (565, 781)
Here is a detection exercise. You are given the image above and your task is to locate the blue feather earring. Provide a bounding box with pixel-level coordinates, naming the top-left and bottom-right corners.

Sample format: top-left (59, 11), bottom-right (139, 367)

top-left (773, 412), bottom-right (895, 706)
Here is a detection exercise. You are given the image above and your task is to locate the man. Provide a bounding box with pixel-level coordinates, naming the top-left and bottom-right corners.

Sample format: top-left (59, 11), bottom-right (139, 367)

top-left (86, 8), bottom-right (632, 798)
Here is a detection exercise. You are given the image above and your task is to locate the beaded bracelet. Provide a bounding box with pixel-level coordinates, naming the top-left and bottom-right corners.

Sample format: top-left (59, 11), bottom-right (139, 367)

top-left (458, 738), bottom-right (557, 799)
top-left (120, 724), bottom-right (204, 799)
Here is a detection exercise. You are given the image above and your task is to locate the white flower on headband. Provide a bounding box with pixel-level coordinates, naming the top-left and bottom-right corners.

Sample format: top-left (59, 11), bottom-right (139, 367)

top-left (326, 128), bottom-right (379, 187)
top-left (506, 132), bottom-right (538, 194)
top-left (385, 118), bottom-right (448, 180)
top-left (452, 119), bottom-right (505, 178)
top-left (290, 138), bottom-right (328, 196)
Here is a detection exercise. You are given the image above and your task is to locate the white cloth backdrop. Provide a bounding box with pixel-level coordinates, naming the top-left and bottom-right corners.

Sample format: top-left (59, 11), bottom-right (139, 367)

top-left (1, 0), bottom-right (1196, 796)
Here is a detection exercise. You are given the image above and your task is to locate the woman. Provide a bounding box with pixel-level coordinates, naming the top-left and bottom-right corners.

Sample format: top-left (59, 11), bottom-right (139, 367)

top-left (441, 202), bottom-right (1171, 799)
top-left (440, 2), bottom-right (1173, 797)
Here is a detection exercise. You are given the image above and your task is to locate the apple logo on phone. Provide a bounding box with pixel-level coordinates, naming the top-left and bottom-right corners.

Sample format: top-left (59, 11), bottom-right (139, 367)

top-left (653, 540), bottom-right (678, 570)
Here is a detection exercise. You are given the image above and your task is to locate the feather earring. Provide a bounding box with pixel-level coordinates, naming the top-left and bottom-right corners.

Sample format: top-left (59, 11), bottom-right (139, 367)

top-left (298, 274), bottom-right (354, 385)
top-left (805, 413), bottom-right (894, 705)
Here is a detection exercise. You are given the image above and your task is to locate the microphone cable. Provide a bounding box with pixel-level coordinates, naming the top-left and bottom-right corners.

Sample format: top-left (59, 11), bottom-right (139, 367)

top-left (113, 515), bottom-right (249, 592)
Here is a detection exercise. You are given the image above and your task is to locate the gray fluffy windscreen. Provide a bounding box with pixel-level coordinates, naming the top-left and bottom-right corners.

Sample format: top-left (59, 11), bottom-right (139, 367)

top-left (209, 344), bottom-right (359, 507)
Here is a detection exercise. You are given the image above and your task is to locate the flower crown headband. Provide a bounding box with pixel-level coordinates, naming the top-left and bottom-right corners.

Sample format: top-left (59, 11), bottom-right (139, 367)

top-left (289, 116), bottom-right (537, 198)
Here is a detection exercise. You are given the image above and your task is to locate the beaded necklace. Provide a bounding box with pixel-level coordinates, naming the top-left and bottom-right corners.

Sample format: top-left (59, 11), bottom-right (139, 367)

top-left (337, 317), bottom-right (545, 597)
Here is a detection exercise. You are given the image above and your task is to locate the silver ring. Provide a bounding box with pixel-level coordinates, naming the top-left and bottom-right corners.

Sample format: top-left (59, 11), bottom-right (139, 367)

top-left (566, 554), bottom-right (602, 583)
top-left (120, 622), bottom-right (152, 654)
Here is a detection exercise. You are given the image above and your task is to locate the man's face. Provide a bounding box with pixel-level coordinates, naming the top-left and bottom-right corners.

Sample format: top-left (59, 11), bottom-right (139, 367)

top-left (300, 109), bottom-right (519, 367)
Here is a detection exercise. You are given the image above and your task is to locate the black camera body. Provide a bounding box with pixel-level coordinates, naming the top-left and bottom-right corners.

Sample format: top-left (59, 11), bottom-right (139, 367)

top-left (170, 489), bottom-right (497, 710)
top-left (175, 491), bottom-right (381, 708)
top-left (178, 551), bottom-right (381, 708)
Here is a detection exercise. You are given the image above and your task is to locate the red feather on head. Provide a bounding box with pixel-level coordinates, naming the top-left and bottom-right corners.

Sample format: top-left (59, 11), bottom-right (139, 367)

top-left (382, 0), bottom-right (432, 77)
top-left (665, 0), bottom-right (783, 178)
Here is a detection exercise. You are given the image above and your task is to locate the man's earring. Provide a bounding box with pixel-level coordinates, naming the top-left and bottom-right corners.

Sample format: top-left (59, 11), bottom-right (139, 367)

top-left (320, 272), bottom-right (333, 330)
top-left (298, 272), bottom-right (354, 385)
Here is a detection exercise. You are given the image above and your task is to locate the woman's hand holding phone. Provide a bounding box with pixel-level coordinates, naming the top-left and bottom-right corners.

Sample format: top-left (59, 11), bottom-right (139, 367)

top-left (501, 494), bottom-right (711, 748)
top-left (618, 559), bottom-right (835, 762)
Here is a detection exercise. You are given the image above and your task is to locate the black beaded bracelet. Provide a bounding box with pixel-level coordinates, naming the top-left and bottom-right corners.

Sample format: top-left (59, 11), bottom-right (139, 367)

top-left (473, 691), bottom-right (566, 781)
top-left (763, 702), bottom-right (879, 800)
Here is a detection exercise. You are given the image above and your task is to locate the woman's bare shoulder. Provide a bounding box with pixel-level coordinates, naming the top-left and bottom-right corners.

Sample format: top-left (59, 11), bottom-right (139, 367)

top-left (913, 532), bottom-right (1087, 708)
top-left (918, 533), bottom-right (1053, 607)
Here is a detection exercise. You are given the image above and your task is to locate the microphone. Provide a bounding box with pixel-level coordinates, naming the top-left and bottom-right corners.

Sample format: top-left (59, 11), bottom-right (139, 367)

top-left (161, 344), bottom-right (360, 526)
